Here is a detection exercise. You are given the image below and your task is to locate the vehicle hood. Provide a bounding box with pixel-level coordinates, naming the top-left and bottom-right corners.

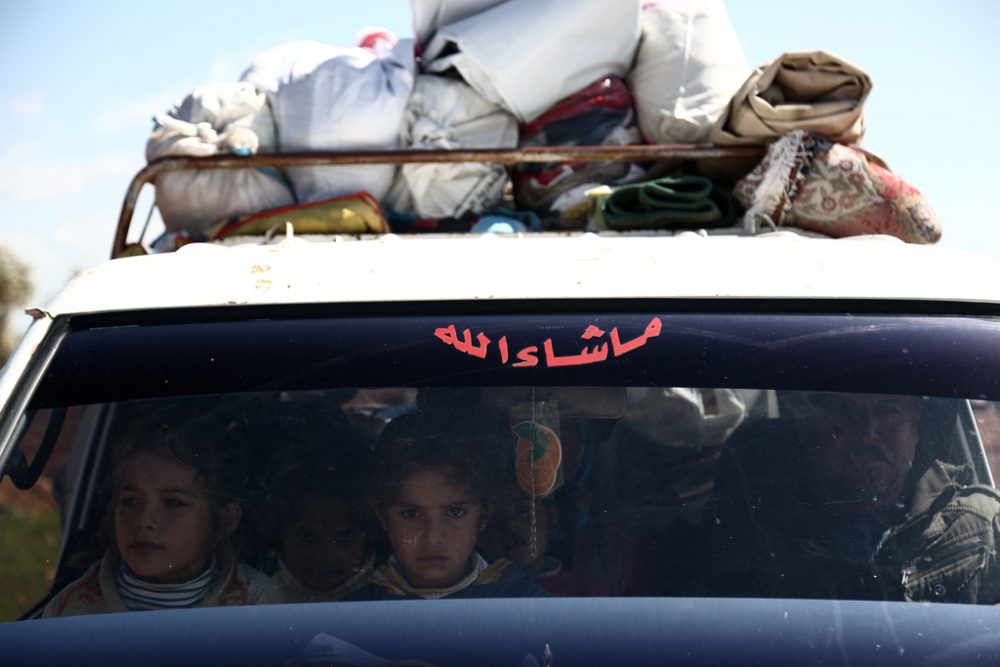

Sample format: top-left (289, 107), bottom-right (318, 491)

top-left (8, 597), bottom-right (1000, 667)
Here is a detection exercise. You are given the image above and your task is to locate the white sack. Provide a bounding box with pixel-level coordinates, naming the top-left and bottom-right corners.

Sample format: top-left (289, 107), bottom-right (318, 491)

top-left (621, 387), bottom-right (759, 449)
top-left (241, 39), bottom-right (416, 203)
top-left (422, 0), bottom-right (641, 122)
top-left (411, 0), bottom-right (508, 47)
top-left (238, 41), bottom-right (343, 92)
top-left (384, 74), bottom-right (517, 218)
top-left (627, 0), bottom-right (749, 144)
top-left (146, 82), bottom-right (294, 235)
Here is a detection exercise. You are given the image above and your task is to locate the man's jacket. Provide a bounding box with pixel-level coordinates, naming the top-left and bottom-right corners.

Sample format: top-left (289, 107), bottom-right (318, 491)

top-left (703, 424), bottom-right (1000, 604)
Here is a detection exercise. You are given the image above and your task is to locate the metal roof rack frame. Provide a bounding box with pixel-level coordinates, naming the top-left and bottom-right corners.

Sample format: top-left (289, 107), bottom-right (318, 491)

top-left (113, 144), bottom-right (765, 258)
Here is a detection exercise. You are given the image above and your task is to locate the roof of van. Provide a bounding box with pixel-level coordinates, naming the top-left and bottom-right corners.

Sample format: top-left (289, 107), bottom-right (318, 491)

top-left (38, 232), bottom-right (1000, 317)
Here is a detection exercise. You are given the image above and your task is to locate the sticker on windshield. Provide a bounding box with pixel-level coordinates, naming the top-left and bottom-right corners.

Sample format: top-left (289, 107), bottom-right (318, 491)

top-left (512, 421), bottom-right (562, 497)
top-left (433, 316), bottom-right (662, 367)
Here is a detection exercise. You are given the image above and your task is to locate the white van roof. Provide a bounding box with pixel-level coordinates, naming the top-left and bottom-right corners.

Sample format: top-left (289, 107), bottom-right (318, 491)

top-left (39, 232), bottom-right (1000, 317)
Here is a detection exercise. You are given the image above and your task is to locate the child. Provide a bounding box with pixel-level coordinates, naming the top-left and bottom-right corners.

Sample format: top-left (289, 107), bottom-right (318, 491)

top-left (42, 419), bottom-right (279, 616)
top-left (351, 411), bottom-right (548, 600)
top-left (271, 462), bottom-right (376, 602)
top-left (481, 484), bottom-right (604, 597)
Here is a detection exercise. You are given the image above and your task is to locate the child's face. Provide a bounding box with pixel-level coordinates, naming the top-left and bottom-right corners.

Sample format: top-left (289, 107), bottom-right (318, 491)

top-left (382, 467), bottom-right (485, 589)
top-left (114, 450), bottom-right (231, 583)
top-left (481, 493), bottom-right (552, 569)
top-left (281, 495), bottom-right (368, 592)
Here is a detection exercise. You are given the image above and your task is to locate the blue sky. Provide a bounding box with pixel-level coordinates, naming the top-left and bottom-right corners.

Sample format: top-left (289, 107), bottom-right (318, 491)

top-left (1, 0), bottom-right (998, 329)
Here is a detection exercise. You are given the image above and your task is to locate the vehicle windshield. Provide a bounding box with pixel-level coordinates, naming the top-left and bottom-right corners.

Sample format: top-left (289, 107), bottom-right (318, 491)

top-left (2, 308), bottom-right (1000, 620)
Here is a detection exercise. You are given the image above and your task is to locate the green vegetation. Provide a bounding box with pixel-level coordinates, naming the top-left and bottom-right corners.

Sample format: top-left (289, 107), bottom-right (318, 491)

top-left (0, 506), bottom-right (60, 622)
top-left (0, 244), bottom-right (34, 366)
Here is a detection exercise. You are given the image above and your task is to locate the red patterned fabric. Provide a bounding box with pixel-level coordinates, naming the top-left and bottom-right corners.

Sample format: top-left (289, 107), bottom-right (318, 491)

top-left (734, 131), bottom-right (941, 244)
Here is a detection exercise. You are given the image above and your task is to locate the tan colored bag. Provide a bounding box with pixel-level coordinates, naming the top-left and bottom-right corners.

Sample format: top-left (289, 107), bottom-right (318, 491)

top-left (710, 50), bottom-right (872, 146)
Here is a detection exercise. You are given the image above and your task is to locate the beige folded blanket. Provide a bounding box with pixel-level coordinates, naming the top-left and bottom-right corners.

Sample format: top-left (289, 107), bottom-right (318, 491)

top-left (710, 50), bottom-right (872, 146)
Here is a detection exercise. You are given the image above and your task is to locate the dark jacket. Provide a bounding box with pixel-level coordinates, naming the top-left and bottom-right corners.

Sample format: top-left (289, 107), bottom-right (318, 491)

top-left (703, 426), bottom-right (1000, 604)
top-left (880, 461), bottom-right (1000, 603)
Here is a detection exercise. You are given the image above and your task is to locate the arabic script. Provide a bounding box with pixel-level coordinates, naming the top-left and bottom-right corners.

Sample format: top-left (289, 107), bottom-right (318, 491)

top-left (433, 317), bottom-right (663, 368)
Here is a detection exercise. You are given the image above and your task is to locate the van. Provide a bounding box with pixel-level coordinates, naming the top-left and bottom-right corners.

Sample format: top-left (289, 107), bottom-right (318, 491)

top-left (2, 147), bottom-right (1000, 665)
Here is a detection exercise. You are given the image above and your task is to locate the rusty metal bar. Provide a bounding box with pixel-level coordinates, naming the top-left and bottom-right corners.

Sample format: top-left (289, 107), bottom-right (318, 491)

top-left (114, 145), bottom-right (766, 258)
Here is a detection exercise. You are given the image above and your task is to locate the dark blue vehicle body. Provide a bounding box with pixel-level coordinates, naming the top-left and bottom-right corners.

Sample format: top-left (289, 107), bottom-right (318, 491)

top-left (5, 597), bottom-right (1000, 666)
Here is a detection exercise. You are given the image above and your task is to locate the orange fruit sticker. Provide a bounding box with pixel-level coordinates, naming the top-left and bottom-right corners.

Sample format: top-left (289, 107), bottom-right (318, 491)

top-left (512, 421), bottom-right (563, 497)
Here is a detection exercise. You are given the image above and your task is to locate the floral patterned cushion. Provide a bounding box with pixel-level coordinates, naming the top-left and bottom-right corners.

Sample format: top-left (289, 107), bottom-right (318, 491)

top-left (733, 130), bottom-right (941, 244)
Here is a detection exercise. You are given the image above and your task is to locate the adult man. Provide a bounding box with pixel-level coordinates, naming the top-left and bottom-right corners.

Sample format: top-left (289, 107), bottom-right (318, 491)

top-left (702, 392), bottom-right (1000, 604)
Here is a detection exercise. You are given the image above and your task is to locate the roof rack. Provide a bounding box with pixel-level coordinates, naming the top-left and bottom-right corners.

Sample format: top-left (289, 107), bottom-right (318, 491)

top-left (114, 144), bottom-right (765, 259)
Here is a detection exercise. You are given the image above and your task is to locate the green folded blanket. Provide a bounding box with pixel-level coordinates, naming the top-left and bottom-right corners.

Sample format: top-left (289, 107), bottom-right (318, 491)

top-left (600, 175), bottom-right (735, 230)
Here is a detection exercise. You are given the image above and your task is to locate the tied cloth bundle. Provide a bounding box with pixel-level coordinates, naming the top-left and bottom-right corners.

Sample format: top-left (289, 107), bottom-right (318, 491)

top-left (702, 50), bottom-right (871, 182)
top-left (593, 175), bottom-right (735, 231)
top-left (711, 50), bottom-right (872, 146)
top-left (733, 130), bottom-right (941, 244)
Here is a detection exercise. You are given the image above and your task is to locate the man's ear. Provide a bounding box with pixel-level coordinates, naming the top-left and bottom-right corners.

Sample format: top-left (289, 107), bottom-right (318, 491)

top-left (218, 502), bottom-right (242, 541)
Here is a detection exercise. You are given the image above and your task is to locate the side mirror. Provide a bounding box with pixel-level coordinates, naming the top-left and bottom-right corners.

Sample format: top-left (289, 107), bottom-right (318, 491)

top-left (0, 408), bottom-right (64, 490)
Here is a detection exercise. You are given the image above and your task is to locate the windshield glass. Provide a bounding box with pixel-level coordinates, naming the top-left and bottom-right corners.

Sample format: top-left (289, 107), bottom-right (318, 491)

top-left (2, 309), bottom-right (1000, 620)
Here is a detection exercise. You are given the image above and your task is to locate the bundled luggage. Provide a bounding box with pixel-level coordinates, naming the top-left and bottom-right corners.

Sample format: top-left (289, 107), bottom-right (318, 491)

top-left (142, 0), bottom-right (941, 246)
top-left (418, 0), bottom-right (641, 123)
top-left (512, 76), bottom-right (645, 229)
top-left (383, 74), bottom-right (518, 219)
top-left (628, 0), bottom-right (750, 145)
top-left (145, 82), bottom-right (294, 236)
top-left (241, 39), bottom-right (416, 204)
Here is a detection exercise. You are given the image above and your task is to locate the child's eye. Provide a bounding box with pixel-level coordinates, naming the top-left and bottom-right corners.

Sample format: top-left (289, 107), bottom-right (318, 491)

top-left (118, 495), bottom-right (137, 506)
top-left (165, 498), bottom-right (188, 508)
top-left (334, 530), bottom-right (358, 543)
top-left (446, 505), bottom-right (467, 518)
top-left (398, 507), bottom-right (421, 519)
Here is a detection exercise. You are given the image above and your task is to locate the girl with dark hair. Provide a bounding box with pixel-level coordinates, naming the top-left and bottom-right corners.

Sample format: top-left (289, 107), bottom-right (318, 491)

top-left (43, 419), bottom-right (279, 616)
top-left (350, 411), bottom-right (548, 600)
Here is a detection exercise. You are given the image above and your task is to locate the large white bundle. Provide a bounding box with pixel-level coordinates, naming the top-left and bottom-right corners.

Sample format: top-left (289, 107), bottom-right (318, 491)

top-left (385, 74), bottom-right (517, 219)
top-left (146, 82), bottom-right (294, 235)
top-left (238, 41), bottom-right (343, 93)
top-left (422, 0), bottom-right (641, 123)
top-left (627, 0), bottom-right (749, 144)
top-left (241, 39), bottom-right (416, 203)
top-left (411, 0), bottom-right (507, 47)
top-left (619, 387), bottom-right (760, 449)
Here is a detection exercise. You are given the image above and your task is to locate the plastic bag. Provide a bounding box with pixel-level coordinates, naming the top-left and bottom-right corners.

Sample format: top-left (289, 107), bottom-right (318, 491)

top-left (241, 39), bottom-right (416, 203)
top-left (384, 74), bottom-right (517, 219)
top-left (627, 0), bottom-right (749, 144)
top-left (145, 82), bottom-right (294, 235)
